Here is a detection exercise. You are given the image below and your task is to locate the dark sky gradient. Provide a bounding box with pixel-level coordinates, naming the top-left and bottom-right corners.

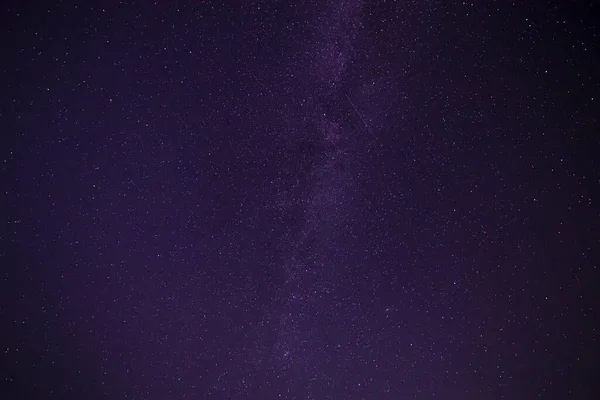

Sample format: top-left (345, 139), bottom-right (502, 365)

top-left (2, 1), bottom-right (599, 399)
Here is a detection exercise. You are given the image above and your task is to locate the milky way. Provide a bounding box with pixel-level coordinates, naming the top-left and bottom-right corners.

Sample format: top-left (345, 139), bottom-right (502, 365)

top-left (3, 0), bottom-right (598, 399)
top-left (249, 0), bottom-right (367, 383)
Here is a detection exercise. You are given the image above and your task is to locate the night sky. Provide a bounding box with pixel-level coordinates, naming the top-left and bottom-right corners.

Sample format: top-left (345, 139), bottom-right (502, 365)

top-left (1, 0), bottom-right (599, 399)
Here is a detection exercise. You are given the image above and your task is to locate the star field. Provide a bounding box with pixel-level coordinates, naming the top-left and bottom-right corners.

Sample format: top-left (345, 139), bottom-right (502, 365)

top-left (1, 1), bottom-right (599, 399)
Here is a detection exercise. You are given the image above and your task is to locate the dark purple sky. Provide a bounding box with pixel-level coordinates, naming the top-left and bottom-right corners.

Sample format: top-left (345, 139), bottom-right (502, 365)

top-left (2, 1), bottom-right (598, 399)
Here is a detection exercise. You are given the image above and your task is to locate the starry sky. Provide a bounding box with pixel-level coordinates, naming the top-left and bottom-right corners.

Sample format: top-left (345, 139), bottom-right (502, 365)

top-left (1, 0), bottom-right (599, 399)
